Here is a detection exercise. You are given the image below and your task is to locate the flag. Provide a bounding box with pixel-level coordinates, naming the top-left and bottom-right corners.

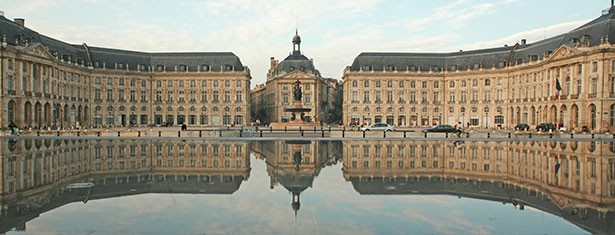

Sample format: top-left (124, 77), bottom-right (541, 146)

top-left (555, 79), bottom-right (562, 99)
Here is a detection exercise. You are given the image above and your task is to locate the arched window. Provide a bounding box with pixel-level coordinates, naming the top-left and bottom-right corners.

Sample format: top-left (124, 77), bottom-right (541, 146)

top-left (352, 80), bottom-right (357, 88)
top-left (590, 104), bottom-right (597, 129)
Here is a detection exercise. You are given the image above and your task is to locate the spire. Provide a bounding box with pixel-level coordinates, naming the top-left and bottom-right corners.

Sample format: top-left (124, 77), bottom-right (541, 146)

top-left (292, 30), bottom-right (301, 55)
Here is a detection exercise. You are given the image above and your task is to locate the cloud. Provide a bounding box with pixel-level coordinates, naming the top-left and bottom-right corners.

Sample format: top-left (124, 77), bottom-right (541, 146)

top-left (457, 19), bottom-right (590, 51)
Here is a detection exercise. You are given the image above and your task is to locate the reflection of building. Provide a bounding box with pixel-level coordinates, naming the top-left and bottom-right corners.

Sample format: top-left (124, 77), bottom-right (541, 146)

top-left (0, 139), bottom-right (251, 233)
top-left (342, 140), bottom-right (615, 235)
top-left (0, 15), bottom-right (251, 129)
top-left (343, 7), bottom-right (615, 133)
top-left (251, 32), bottom-right (338, 125)
top-left (251, 140), bottom-right (341, 215)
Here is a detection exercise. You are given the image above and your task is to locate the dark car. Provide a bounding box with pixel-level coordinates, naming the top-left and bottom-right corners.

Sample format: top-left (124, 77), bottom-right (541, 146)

top-left (422, 124), bottom-right (462, 133)
top-left (536, 123), bottom-right (556, 132)
top-left (514, 124), bottom-right (530, 131)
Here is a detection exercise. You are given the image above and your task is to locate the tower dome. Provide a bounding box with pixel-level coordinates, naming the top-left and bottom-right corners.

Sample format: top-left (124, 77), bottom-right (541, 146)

top-left (292, 32), bottom-right (301, 44)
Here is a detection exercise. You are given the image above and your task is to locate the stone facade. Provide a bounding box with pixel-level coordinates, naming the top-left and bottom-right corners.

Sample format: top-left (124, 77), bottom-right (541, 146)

top-left (0, 16), bottom-right (251, 129)
top-left (343, 9), bottom-right (615, 133)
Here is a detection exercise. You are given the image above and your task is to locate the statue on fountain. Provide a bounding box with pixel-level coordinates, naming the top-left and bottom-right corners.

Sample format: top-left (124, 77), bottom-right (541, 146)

top-left (293, 80), bottom-right (302, 101)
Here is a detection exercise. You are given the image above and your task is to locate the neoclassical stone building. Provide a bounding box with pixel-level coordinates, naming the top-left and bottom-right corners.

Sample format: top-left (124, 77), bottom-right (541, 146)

top-left (343, 8), bottom-right (615, 133)
top-left (251, 32), bottom-right (338, 125)
top-left (0, 15), bottom-right (251, 129)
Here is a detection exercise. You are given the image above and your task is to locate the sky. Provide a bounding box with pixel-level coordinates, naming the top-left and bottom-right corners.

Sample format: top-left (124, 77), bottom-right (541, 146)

top-left (0, 0), bottom-right (610, 87)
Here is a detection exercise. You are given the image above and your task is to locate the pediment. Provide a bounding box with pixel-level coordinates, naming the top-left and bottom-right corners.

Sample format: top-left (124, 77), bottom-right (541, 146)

top-left (279, 70), bottom-right (315, 79)
top-left (546, 45), bottom-right (582, 62)
top-left (24, 43), bottom-right (55, 60)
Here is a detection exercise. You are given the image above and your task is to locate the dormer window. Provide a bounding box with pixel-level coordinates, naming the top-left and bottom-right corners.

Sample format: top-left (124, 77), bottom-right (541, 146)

top-left (450, 65), bottom-right (458, 71)
top-left (289, 66), bottom-right (295, 71)
top-left (300, 66), bottom-right (305, 71)
top-left (76, 58), bottom-right (84, 65)
top-left (117, 62), bottom-right (125, 69)
top-left (431, 66), bottom-right (440, 72)
top-left (473, 63), bottom-right (481, 70)
top-left (156, 65), bottom-right (164, 72)
top-left (179, 64), bottom-right (187, 71)
top-left (224, 64), bottom-right (233, 71)
top-left (516, 59), bottom-right (523, 65)
top-left (362, 65), bottom-right (372, 71)
top-left (202, 65), bottom-right (210, 71)
top-left (94, 61), bottom-right (101, 68)
top-left (409, 65), bottom-right (416, 71)
top-left (386, 65), bottom-right (395, 71)
top-left (140, 64), bottom-right (146, 71)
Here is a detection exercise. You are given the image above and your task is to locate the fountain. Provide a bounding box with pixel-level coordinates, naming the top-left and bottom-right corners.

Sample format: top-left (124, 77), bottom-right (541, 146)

top-left (269, 80), bottom-right (320, 129)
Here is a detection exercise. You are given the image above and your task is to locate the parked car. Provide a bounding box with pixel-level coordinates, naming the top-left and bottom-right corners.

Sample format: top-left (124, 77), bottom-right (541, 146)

top-left (423, 124), bottom-right (462, 133)
top-left (514, 124), bottom-right (530, 131)
top-left (536, 123), bottom-right (556, 132)
top-left (361, 123), bottom-right (395, 132)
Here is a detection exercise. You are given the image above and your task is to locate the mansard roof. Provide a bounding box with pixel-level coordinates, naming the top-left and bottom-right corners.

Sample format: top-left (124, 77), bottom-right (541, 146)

top-left (274, 53), bottom-right (318, 74)
top-left (0, 15), bottom-right (245, 72)
top-left (349, 7), bottom-right (615, 72)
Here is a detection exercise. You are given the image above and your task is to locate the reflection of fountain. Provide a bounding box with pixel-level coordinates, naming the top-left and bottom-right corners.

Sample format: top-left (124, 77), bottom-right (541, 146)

top-left (269, 80), bottom-right (319, 129)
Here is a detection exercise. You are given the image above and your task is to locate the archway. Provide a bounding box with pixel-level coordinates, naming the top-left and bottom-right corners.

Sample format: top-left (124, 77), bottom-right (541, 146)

top-left (44, 102), bottom-right (51, 127)
top-left (550, 105), bottom-right (557, 124)
top-left (7, 100), bottom-right (17, 124)
top-left (589, 104), bottom-right (597, 130)
top-left (530, 106), bottom-right (536, 125)
top-left (560, 105), bottom-right (568, 129)
top-left (24, 101), bottom-right (32, 128)
top-left (571, 104), bottom-right (579, 129)
top-left (34, 102), bottom-right (42, 128)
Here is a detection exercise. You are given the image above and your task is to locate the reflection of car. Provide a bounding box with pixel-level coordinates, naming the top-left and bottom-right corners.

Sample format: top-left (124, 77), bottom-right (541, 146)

top-left (514, 124), bottom-right (530, 131)
top-left (536, 123), bottom-right (556, 132)
top-left (422, 124), bottom-right (462, 133)
top-left (162, 122), bottom-right (173, 127)
top-left (361, 123), bottom-right (395, 132)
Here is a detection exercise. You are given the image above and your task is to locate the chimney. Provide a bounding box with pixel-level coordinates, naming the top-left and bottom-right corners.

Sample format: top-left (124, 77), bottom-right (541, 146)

top-left (521, 39), bottom-right (526, 45)
top-left (14, 18), bottom-right (25, 27)
top-left (270, 57), bottom-right (278, 70)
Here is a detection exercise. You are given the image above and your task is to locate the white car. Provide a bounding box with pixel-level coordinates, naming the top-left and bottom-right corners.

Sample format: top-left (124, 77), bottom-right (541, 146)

top-left (361, 123), bottom-right (395, 132)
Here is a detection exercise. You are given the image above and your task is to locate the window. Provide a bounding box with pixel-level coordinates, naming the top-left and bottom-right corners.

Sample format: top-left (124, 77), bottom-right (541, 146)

top-left (352, 81), bottom-right (358, 88)
top-left (399, 81), bottom-right (404, 88)
top-left (364, 81), bottom-right (370, 88)
top-left (593, 61), bottom-right (598, 72)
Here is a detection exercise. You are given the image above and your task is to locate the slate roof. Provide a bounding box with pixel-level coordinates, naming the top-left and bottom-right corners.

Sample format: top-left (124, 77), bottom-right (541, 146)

top-left (349, 7), bottom-right (615, 72)
top-left (0, 15), bottom-right (245, 72)
top-left (275, 53), bottom-right (317, 74)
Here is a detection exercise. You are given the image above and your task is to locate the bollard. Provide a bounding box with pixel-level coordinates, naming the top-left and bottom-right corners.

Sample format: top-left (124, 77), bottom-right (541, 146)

top-left (138, 131), bottom-right (140, 137)
top-left (424, 132), bottom-right (427, 138)
top-left (549, 133), bottom-right (553, 138)
top-left (240, 129), bottom-right (243, 137)
top-left (260, 130), bottom-right (263, 137)
top-left (299, 126), bottom-right (302, 132)
top-left (270, 127), bottom-right (272, 132)
top-left (445, 133), bottom-right (448, 138)
top-left (314, 126), bottom-right (317, 133)
top-left (487, 133), bottom-right (490, 138)
top-left (97, 131), bottom-right (101, 137)
top-left (342, 129), bottom-right (345, 138)
top-left (199, 130), bottom-right (202, 137)
top-left (404, 131), bottom-right (406, 138)
top-left (328, 126), bottom-right (331, 132)
top-left (613, 134), bottom-right (615, 139)
top-left (284, 126), bottom-right (287, 132)
top-left (529, 133), bottom-right (532, 138)
top-left (178, 131), bottom-right (181, 137)
top-left (383, 131), bottom-right (386, 138)
top-left (301, 130), bottom-right (304, 137)
top-left (508, 133), bottom-right (511, 138)
top-left (37, 131), bottom-right (40, 136)
top-left (591, 133), bottom-right (595, 139)
top-left (77, 132), bottom-right (80, 137)
top-left (571, 133), bottom-right (574, 139)
top-left (159, 131), bottom-right (161, 137)
top-left (118, 131), bottom-right (120, 137)
top-left (322, 129), bottom-right (325, 137)
top-left (363, 130), bottom-right (366, 138)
